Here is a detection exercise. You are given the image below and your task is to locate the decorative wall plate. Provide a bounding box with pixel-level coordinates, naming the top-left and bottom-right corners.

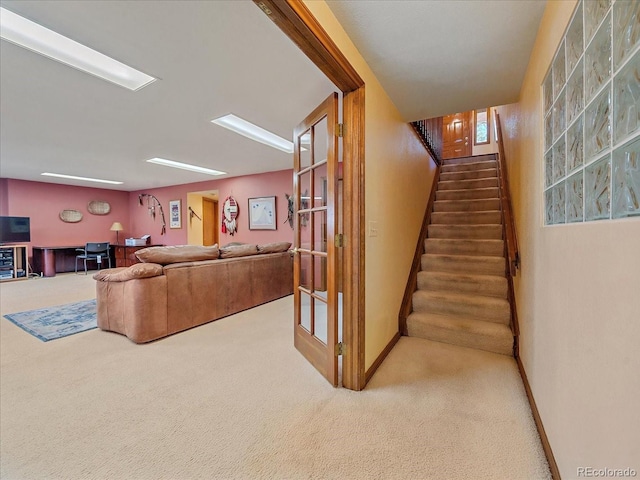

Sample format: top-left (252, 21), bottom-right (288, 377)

top-left (60, 209), bottom-right (83, 223)
top-left (88, 200), bottom-right (111, 215)
top-left (221, 196), bottom-right (238, 235)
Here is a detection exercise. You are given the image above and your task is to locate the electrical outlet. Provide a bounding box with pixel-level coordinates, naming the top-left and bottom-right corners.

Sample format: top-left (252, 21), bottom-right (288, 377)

top-left (368, 221), bottom-right (378, 237)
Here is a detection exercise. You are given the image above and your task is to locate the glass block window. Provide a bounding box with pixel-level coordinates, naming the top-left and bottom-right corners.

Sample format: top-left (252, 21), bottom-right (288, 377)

top-left (543, 0), bottom-right (640, 224)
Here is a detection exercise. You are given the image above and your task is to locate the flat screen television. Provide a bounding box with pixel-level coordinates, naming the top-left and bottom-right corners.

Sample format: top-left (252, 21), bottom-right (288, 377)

top-left (0, 216), bottom-right (31, 244)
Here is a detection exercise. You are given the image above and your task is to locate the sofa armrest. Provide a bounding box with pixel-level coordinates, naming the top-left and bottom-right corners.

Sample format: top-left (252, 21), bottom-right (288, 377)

top-left (93, 263), bottom-right (163, 282)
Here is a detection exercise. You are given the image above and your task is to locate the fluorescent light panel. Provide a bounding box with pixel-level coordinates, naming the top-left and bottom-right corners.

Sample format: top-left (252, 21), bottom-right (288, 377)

top-left (0, 7), bottom-right (155, 91)
top-left (146, 158), bottom-right (226, 176)
top-left (41, 172), bottom-right (123, 185)
top-left (212, 114), bottom-right (294, 153)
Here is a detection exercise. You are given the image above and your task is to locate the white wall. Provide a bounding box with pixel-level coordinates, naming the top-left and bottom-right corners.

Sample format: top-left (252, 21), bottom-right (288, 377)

top-left (499, 1), bottom-right (640, 477)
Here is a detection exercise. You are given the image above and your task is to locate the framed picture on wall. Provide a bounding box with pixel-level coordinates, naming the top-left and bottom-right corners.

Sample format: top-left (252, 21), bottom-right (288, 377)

top-left (169, 200), bottom-right (181, 229)
top-left (248, 196), bottom-right (276, 230)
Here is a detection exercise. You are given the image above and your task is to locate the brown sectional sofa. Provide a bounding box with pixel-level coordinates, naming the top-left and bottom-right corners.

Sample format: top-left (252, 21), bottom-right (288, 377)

top-left (93, 243), bottom-right (293, 343)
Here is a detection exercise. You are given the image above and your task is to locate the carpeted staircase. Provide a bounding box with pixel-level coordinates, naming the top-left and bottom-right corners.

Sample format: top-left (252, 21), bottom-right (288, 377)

top-left (406, 154), bottom-right (514, 356)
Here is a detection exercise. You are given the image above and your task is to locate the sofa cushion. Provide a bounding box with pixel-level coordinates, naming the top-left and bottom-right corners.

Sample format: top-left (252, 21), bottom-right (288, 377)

top-left (219, 243), bottom-right (258, 259)
top-left (93, 263), bottom-right (163, 282)
top-left (257, 241), bottom-right (292, 254)
top-left (221, 242), bottom-right (246, 248)
top-left (135, 245), bottom-right (219, 265)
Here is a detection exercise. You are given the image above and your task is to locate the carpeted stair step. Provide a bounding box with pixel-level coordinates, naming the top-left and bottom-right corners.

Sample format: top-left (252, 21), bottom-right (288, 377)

top-left (428, 224), bottom-right (502, 239)
top-left (412, 290), bottom-right (511, 324)
top-left (417, 271), bottom-right (508, 298)
top-left (439, 168), bottom-right (497, 182)
top-left (436, 187), bottom-right (499, 201)
top-left (424, 238), bottom-right (504, 256)
top-left (442, 154), bottom-right (496, 166)
top-left (422, 253), bottom-right (505, 276)
top-left (406, 312), bottom-right (513, 355)
top-left (441, 160), bottom-right (497, 173)
top-left (431, 211), bottom-right (502, 225)
top-left (433, 198), bottom-right (501, 212)
top-left (438, 177), bottom-right (499, 191)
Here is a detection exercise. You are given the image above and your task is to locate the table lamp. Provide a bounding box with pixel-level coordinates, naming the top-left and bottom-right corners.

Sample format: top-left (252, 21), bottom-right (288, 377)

top-left (110, 222), bottom-right (124, 244)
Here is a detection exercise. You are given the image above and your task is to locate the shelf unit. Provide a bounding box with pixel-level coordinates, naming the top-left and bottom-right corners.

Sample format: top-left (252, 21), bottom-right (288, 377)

top-left (0, 244), bottom-right (29, 282)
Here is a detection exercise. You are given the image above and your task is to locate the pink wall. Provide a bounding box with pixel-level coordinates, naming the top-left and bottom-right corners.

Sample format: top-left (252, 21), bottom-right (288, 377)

top-left (129, 169), bottom-right (295, 246)
top-left (1, 170), bottom-right (295, 255)
top-left (0, 179), bottom-right (129, 253)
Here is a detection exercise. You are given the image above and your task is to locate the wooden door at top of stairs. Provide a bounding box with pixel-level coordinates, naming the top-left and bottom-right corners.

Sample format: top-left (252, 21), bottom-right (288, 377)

top-left (293, 92), bottom-right (340, 387)
top-left (442, 112), bottom-right (472, 159)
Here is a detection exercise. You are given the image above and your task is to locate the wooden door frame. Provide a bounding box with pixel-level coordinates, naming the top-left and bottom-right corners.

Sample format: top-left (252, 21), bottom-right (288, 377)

top-left (254, 0), bottom-right (366, 390)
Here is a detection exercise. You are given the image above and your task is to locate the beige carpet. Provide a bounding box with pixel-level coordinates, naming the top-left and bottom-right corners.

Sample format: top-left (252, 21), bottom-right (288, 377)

top-left (0, 274), bottom-right (550, 479)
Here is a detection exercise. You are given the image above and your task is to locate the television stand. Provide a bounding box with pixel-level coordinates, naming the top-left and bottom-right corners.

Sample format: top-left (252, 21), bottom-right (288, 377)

top-left (0, 244), bottom-right (29, 282)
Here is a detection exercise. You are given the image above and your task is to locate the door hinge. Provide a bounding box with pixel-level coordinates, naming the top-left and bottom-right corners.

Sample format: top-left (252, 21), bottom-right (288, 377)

top-left (334, 234), bottom-right (344, 248)
top-left (337, 123), bottom-right (344, 137)
top-left (256, 2), bottom-right (272, 15)
top-left (336, 342), bottom-right (344, 356)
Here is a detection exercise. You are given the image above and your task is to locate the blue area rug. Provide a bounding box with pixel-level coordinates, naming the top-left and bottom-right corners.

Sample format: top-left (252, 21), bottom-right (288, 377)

top-left (3, 299), bottom-right (97, 342)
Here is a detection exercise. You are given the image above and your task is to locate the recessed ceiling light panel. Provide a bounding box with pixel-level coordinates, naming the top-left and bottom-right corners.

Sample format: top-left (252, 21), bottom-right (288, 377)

top-left (211, 114), bottom-right (294, 153)
top-left (146, 158), bottom-right (226, 176)
top-left (0, 7), bottom-right (156, 91)
top-left (41, 172), bottom-right (123, 185)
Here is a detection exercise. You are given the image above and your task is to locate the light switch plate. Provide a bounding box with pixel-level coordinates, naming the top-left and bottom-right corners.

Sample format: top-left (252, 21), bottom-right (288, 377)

top-left (368, 221), bottom-right (378, 237)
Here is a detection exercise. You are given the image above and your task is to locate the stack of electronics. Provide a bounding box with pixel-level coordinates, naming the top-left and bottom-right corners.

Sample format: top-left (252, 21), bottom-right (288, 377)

top-left (0, 248), bottom-right (14, 280)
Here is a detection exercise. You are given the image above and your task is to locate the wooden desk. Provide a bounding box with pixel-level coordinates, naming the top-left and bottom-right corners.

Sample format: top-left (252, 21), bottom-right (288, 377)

top-left (32, 246), bottom-right (115, 277)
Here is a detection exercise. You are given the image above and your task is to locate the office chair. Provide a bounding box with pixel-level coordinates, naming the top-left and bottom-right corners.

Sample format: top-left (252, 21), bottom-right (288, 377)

top-left (75, 242), bottom-right (111, 274)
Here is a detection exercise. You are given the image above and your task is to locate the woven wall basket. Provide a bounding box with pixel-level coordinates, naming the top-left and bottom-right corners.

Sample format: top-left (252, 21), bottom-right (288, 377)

top-left (60, 209), bottom-right (83, 223)
top-left (88, 200), bottom-right (111, 215)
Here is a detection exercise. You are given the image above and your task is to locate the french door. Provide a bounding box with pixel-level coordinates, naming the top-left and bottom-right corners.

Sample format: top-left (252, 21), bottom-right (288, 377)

top-left (293, 92), bottom-right (339, 386)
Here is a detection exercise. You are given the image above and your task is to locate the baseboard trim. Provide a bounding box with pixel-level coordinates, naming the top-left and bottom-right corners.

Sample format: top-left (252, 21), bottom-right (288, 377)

top-left (365, 331), bottom-right (401, 383)
top-left (516, 356), bottom-right (561, 480)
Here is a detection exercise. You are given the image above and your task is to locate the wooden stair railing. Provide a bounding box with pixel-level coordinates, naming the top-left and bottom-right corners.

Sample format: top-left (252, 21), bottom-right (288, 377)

top-left (494, 111), bottom-right (521, 350)
top-left (494, 112), bottom-right (519, 277)
top-left (399, 117), bottom-right (442, 334)
top-left (398, 163), bottom-right (440, 335)
top-left (411, 117), bottom-right (443, 166)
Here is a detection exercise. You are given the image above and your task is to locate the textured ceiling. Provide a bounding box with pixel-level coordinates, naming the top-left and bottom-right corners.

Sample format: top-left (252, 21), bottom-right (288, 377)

top-left (0, 0), bottom-right (337, 191)
top-left (326, 0), bottom-right (546, 121)
top-left (1, 0), bottom-right (546, 192)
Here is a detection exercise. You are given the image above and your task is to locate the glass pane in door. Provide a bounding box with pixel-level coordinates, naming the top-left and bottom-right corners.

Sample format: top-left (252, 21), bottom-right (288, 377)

top-left (299, 128), bottom-right (311, 169)
top-left (300, 291), bottom-right (313, 333)
top-left (299, 252), bottom-right (312, 291)
top-left (313, 117), bottom-right (328, 164)
top-left (314, 255), bottom-right (328, 296)
top-left (312, 293), bottom-right (328, 345)
top-left (312, 210), bottom-right (327, 254)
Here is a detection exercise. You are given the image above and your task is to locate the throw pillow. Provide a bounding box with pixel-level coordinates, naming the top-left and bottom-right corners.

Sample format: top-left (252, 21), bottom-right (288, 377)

top-left (135, 245), bottom-right (219, 265)
top-left (257, 242), bottom-right (292, 254)
top-left (219, 243), bottom-right (259, 259)
top-left (93, 263), bottom-right (163, 281)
